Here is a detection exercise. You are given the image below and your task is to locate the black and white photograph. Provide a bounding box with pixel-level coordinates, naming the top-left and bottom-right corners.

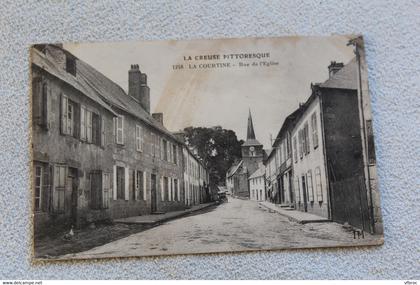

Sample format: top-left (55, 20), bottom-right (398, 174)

top-left (30, 35), bottom-right (384, 260)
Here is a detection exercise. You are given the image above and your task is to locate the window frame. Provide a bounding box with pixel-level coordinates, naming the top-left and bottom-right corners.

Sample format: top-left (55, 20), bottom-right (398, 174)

top-left (135, 125), bottom-right (143, 152)
top-left (311, 112), bottom-right (319, 149)
top-left (61, 94), bottom-right (75, 137)
top-left (114, 115), bottom-right (124, 145)
top-left (34, 165), bottom-right (42, 211)
top-left (53, 164), bottom-right (66, 213)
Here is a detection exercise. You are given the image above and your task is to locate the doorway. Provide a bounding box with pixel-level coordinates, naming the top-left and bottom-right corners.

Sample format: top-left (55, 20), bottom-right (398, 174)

top-left (301, 175), bottom-right (308, 212)
top-left (151, 174), bottom-right (157, 213)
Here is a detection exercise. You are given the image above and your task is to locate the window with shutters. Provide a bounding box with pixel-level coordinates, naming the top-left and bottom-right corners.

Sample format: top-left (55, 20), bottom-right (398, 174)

top-left (92, 113), bottom-right (100, 145)
top-left (34, 166), bottom-right (42, 211)
top-left (135, 125), bottom-right (143, 152)
top-left (162, 140), bottom-right (168, 161)
top-left (114, 115), bottom-right (124, 145)
top-left (136, 170), bottom-right (144, 200)
top-left (315, 167), bottom-right (323, 202)
top-left (307, 170), bottom-right (314, 202)
top-left (61, 95), bottom-right (75, 136)
top-left (53, 165), bottom-right (66, 213)
top-left (311, 112), bottom-right (319, 149)
top-left (33, 80), bottom-right (49, 129)
top-left (116, 166), bottom-right (125, 199)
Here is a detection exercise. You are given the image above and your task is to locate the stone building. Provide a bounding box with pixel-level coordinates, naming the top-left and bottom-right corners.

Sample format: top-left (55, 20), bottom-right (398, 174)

top-left (264, 51), bottom-right (381, 234)
top-left (289, 57), bottom-right (379, 233)
top-left (31, 44), bottom-right (210, 235)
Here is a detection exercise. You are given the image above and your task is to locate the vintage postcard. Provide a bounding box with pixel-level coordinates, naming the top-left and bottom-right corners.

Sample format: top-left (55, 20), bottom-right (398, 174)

top-left (30, 35), bottom-right (383, 260)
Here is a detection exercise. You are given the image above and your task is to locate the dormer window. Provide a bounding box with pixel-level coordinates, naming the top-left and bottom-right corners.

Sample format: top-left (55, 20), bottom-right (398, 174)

top-left (66, 55), bottom-right (76, 76)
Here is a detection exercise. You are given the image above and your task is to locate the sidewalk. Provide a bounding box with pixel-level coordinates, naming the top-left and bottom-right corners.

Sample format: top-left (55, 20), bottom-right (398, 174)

top-left (259, 201), bottom-right (330, 224)
top-left (113, 202), bottom-right (217, 225)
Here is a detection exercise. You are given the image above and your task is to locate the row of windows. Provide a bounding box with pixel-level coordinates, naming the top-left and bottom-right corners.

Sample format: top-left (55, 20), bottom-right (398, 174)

top-left (251, 189), bottom-right (264, 201)
top-left (251, 177), bottom-right (264, 185)
top-left (36, 164), bottom-right (185, 213)
top-left (33, 78), bottom-right (183, 163)
top-left (275, 137), bottom-right (291, 167)
top-left (114, 115), bottom-right (181, 165)
top-left (293, 112), bottom-right (319, 163)
top-left (161, 176), bottom-right (180, 202)
top-left (294, 166), bottom-right (323, 204)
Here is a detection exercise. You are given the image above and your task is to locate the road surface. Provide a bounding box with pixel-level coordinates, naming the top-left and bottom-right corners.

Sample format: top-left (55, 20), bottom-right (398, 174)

top-left (62, 197), bottom-right (380, 259)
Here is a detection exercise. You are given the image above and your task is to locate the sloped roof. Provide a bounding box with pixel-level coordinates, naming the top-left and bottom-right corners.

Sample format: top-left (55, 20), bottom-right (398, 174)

top-left (226, 160), bottom-right (243, 178)
top-left (34, 45), bottom-right (179, 141)
top-left (320, 57), bottom-right (357, 90)
top-left (31, 48), bottom-right (116, 115)
top-left (248, 163), bottom-right (265, 179)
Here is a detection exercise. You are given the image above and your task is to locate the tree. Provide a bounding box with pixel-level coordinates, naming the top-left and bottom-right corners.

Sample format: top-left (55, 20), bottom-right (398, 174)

top-left (182, 126), bottom-right (243, 185)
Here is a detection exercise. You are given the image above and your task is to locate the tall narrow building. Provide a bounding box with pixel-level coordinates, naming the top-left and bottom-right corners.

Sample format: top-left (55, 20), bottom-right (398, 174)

top-left (228, 109), bottom-right (264, 199)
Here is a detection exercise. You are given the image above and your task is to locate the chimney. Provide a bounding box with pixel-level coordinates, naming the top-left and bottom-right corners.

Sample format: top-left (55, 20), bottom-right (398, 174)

top-left (173, 132), bottom-right (186, 143)
top-left (128, 64), bottom-right (150, 113)
top-left (152, 112), bottom-right (163, 125)
top-left (328, 61), bottom-right (344, 78)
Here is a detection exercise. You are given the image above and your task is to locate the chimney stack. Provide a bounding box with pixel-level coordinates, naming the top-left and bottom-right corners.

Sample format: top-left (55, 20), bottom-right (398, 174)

top-left (128, 64), bottom-right (150, 113)
top-left (152, 113), bottom-right (163, 125)
top-left (328, 61), bottom-right (344, 78)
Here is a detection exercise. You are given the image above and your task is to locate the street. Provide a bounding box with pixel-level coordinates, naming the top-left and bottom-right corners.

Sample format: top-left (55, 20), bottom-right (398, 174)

top-left (62, 197), bottom-right (379, 259)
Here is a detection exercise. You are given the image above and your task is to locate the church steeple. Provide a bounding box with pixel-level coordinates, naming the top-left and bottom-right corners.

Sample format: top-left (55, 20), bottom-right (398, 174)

top-left (247, 109), bottom-right (256, 140)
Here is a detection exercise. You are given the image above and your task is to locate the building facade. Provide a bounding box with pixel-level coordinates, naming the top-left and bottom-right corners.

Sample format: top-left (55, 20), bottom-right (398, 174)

top-left (264, 54), bottom-right (381, 234)
top-left (249, 164), bottom-right (266, 201)
top-left (31, 44), bottom-right (210, 236)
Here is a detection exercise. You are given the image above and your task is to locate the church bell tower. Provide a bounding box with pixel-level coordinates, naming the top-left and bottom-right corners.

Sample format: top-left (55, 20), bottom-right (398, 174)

top-left (241, 109), bottom-right (264, 175)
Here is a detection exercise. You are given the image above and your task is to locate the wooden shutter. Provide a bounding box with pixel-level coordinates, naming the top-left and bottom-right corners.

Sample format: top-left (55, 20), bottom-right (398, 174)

top-left (143, 171), bottom-right (147, 201)
top-left (80, 105), bottom-right (86, 140)
top-left (60, 94), bottom-right (67, 134)
top-left (41, 82), bottom-right (49, 129)
top-left (315, 167), bottom-right (323, 202)
top-left (294, 177), bottom-right (300, 203)
top-left (41, 164), bottom-right (51, 212)
top-left (124, 167), bottom-right (129, 200)
top-left (312, 113), bottom-right (318, 149)
top-left (160, 176), bottom-right (164, 201)
top-left (101, 117), bottom-right (105, 147)
top-left (168, 178), bottom-right (172, 201)
top-left (32, 77), bottom-right (42, 125)
top-left (73, 102), bottom-right (80, 139)
top-left (133, 169), bottom-right (138, 200)
top-left (112, 165), bottom-right (117, 200)
top-left (307, 170), bottom-right (314, 202)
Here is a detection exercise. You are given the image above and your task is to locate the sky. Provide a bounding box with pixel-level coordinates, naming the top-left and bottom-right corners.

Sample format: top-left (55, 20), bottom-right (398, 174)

top-left (64, 36), bottom-right (355, 149)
